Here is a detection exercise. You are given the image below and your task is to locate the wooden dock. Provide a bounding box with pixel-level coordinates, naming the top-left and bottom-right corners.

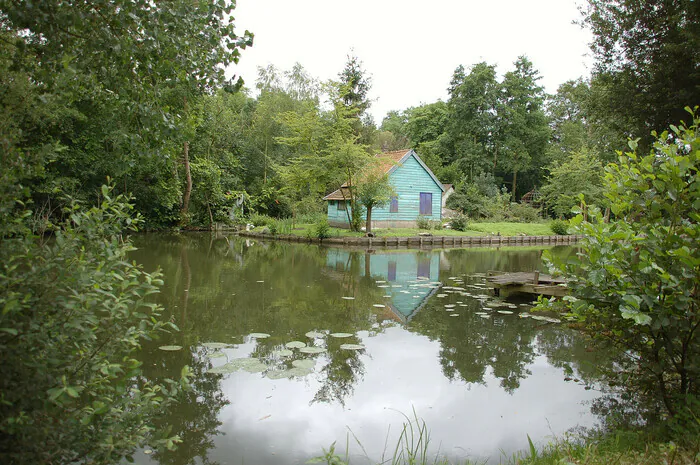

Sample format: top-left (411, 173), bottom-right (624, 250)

top-left (486, 271), bottom-right (569, 297)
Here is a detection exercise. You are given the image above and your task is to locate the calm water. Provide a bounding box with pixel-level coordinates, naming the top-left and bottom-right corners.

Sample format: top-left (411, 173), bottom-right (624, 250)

top-left (131, 234), bottom-right (610, 465)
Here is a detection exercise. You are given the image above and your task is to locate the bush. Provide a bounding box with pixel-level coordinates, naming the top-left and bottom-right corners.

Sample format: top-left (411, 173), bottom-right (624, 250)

top-left (544, 114), bottom-right (700, 421)
top-left (0, 185), bottom-right (186, 463)
top-left (450, 213), bottom-right (469, 232)
top-left (248, 213), bottom-right (273, 227)
top-left (550, 219), bottom-right (569, 235)
top-left (268, 220), bottom-right (279, 235)
top-left (508, 202), bottom-right (541, 222)
top-left (315, 219), bottom-right (331, 239)
top-left (416, 215), bottom-right (431, 230)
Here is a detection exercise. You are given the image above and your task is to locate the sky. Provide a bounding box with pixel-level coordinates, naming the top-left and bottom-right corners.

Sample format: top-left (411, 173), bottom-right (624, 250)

top-left (229, 0), bottom-right (594, 125)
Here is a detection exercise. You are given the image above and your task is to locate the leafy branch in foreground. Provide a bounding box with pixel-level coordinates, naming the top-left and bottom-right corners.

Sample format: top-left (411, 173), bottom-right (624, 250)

top-left (542, 109), bottom-right (699, 422)
top-left (0, 184), bottom-right (189, 464)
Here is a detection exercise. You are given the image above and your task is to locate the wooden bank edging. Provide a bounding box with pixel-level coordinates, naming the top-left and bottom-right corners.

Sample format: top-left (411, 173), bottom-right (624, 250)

top-left (237, 231), bottom-right (584, 249)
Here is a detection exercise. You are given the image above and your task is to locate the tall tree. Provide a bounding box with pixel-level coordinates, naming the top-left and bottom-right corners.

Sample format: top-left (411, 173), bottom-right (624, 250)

top-left (499, 56), bottom-right (550, 200)
top-left (581, 0), bottom-right (700, 150)
top-left (445, 63), bottom-right (500, 180)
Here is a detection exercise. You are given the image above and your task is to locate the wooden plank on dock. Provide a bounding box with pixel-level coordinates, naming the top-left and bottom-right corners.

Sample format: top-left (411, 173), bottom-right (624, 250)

top-left (486, 271), bottom-right (568, 297)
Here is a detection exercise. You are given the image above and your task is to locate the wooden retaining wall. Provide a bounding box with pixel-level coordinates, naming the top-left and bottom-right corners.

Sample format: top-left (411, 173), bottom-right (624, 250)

top-left (237, 232), bottom-right (584, 249)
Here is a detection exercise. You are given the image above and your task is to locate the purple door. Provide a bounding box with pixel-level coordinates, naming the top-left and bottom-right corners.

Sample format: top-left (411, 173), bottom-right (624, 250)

top-left (419, 192), bottom-right (432, 215)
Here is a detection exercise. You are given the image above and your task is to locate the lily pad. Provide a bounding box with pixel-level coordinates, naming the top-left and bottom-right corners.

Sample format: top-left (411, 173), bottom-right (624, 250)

top-left (202, 342), bottom-right (229, 349)
top-left (497, 310), bottom-right (514, 315)
top-left (330, 333), bottom-right (354, 338)
top-left (227, 357), bottom-right (261, 370)
top-left (285, 341), bottom-right (307, 349)
top-left (206, 365), bottom-right (235, 374)
top-left (273, 349), bottom-right (294, 357)
top-left (444, 304), bottom-right (456, 308)
top-left (209, 351), bottom-right (227, 358)
top-left (340, 344), bottom-right (365, 350)
top-left (305, 331), bottom-right (325, 338)
top-left (480, 315), bottom-right (491, 319)
top-left (287, 367), bottom-right (313, 377)
top-left (249, 333), bottom-right (270, 339)
top-left (373, 304), bottom-right (386, 308)
top-left (341, 296), bottom-right (355, 300)
top-left (299, 346), bottom-right (326, 354)
top-left (450, 313), bottom-right (460, 317)
top-left (159, 345), bottom-right (183, 351)
top-left (242, 362), bottom-right (268, 373)
top-left (266, 370), bottom-right (293, 380)
top-left (292, 359), bottom-right (315, 370)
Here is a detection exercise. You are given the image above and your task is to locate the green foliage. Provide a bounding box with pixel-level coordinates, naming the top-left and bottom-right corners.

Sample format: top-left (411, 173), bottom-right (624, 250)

top-left (541, 149), bottom-right (606, 218)
top-left (315, 219), bottom-right (331, 240)
top-left (449, 214), bottom-right (469, 232)
top-left (581, 0), bottom-right (700, 152)
top-left (416, 216), bottom-right (441, 230)
top-left (544, 112), bottom-right (700, 419)
top-left (549, 219), bottom-right (569, 235)
top-left (0, 185), bottom-right (187, 463)
top-left (507, 202), bottom-right (541, 223)
top-left (356, 170), bottom-right (394, 234)
top-left (416, 215), bottom-right (432, 230)
top-left (248, 213), bottom-right (274, 227)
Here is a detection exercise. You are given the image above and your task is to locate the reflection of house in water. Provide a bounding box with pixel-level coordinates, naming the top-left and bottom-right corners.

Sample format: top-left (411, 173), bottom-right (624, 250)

top-left (326, 250), bottom-right (440, 323)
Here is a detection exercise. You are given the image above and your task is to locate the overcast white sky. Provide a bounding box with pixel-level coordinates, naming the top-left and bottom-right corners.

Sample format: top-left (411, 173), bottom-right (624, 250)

top-left (229, 0), bottom-right (593, 124)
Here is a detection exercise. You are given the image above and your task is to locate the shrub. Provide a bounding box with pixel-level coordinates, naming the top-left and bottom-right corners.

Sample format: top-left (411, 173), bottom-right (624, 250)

top-left (249, 213), bottom-right (273, 227)
top-left (450, 214), bottom-right (469, 232)
top-left (416, 215), bottom-right (433, 230)
top-left (315, 219), bottom-right (331, 239)
top-left (508, 202), bottom-right (541, 222)
top-left (0, 185), bottom-right (186, 463)
top-left (268, 220), bottom-right (279, 235)
top-left (543, 113), bottom-right (700, 421)
top-left (550, 219), bottom-right (569, 235)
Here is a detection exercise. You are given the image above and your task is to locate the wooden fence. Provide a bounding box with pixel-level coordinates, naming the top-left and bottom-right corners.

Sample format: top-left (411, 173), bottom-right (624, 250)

top-left (237, 231), bottom-right (584, 249)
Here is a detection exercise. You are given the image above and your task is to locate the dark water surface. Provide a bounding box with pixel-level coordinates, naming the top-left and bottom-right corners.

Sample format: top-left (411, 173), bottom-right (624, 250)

top-left (131, 234), bottom-right (609, 465)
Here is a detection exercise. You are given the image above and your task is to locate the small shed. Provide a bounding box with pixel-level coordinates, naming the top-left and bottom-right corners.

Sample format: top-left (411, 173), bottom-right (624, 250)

top-left (323, 149), bottom-right (445, 229)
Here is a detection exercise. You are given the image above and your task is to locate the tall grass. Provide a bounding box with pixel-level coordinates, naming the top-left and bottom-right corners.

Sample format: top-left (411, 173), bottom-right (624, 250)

top-left (309, 409), bottom-right (485, 465)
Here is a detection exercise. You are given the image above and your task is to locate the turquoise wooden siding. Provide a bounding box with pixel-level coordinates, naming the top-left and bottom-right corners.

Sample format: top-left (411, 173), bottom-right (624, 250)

top-left (326, 250), bottom-right (440, 321)
top-left (327, 200), bottom-right (351, 225)
top-left (372, 153), bottom-right (442, 221)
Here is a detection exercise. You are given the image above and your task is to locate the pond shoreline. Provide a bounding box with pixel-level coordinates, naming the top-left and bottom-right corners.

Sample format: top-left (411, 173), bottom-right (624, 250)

top-left (237, 230), bottom-right (584, 249)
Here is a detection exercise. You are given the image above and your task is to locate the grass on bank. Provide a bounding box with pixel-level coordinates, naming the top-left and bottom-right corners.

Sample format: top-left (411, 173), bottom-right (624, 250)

top-left (249, 222), bottom-right (555, 238)
top-left (312, 429), bottom-right (699, 465)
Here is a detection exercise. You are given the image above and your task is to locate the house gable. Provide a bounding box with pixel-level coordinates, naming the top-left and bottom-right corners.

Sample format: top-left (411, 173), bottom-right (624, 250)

top-left (324, 149), bottom-right (444, 227)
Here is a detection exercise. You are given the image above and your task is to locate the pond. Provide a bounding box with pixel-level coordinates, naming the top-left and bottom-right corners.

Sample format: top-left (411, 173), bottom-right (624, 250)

top-left (131, 233), bottom-right (611, 465)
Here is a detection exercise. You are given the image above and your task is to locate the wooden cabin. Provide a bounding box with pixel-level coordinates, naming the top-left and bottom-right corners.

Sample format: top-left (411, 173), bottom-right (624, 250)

top-left (323, 149), bottom-right (445, 229)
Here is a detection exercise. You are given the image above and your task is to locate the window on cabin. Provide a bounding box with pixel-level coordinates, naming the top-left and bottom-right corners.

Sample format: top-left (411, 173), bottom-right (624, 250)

top-left (337, 200), bottom-right (346, 211)
top-left (419, 192), bottom-right (432, 215)
top-left (390, 196), bottom-right (398, 213)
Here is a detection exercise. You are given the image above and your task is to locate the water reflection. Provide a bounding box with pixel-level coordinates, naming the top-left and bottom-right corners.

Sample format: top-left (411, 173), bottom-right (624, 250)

top-left (131, 234), bottom-right (609, 465)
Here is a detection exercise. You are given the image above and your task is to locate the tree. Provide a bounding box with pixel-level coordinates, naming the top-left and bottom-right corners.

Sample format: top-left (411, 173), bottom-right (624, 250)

top-left (499, 56), bottom-right (550, 200)
top-left (355, 170), bottom-right (395, 235)
top-left (0, 0), bottom-right (253, 227)
top-left (445, 63), bottom-right (500, 180)
top-left (540, 149), bottom-right (606, 218)
top-left (543, 110), bottom-right (700, 419)
top-left (581, 0), bottom-right (700, 151)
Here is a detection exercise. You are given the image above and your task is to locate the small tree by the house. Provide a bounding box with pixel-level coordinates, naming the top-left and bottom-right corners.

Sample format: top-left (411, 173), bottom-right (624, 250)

top-left (356, 171), bottom-right (394, 235)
